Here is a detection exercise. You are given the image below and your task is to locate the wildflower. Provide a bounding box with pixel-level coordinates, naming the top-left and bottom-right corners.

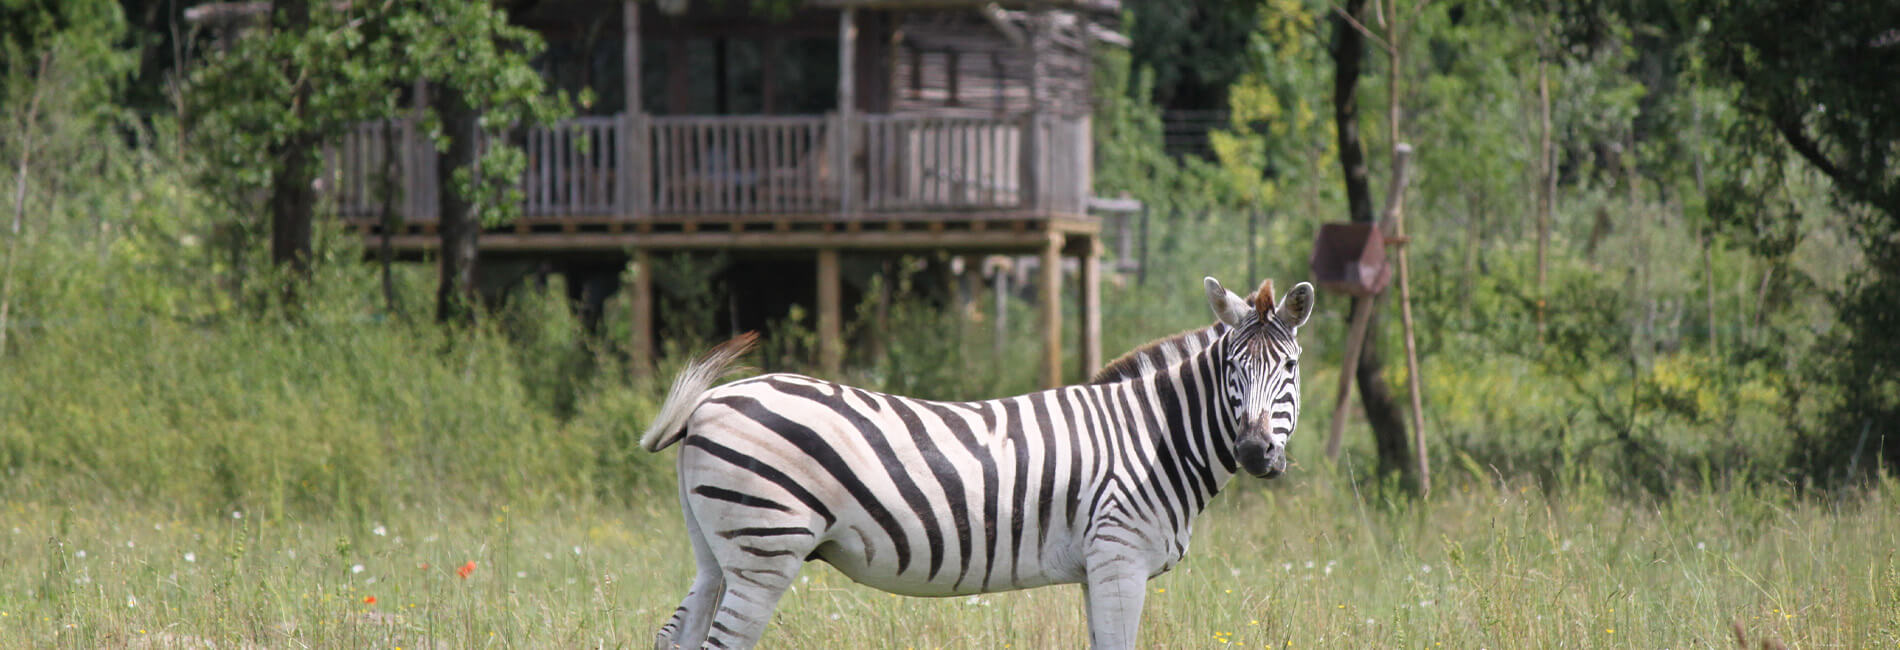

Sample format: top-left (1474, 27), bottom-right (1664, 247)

top-left (1420, 564), bottom-right (1432, 574)
top-left (457, 561), bottom-right (477, 579)
top-left (183, 552), bottom-right (196, 563)
top-left (363, 596), bottom-right (376, 605)
top-left (516, 571), bottom-right (527, 579)
top-left (75, 550), bottom-right (85, 559)
top-left (372, 525), bottom-right (387, 537)
top-left (1155, 588), bottom-right (1166, 594)
top-left (572, 545), bottom-right (582, 556)
top-left (126, 595), bottom-right (137, 608)
top-left (232, 511), bottom-right (242, 520)
top-left (351, 564), bottom-right (365, 574)
top-left (126, 541), bottom-right (135, 549)
top-left (1696, 542), bottom-right (1706, 551)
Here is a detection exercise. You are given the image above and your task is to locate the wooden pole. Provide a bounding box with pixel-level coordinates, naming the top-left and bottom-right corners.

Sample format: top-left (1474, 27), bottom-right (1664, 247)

top-left (1324, 297), bottom-right (1374, 460)
top-left (817, 248), bottom-right (842, 377)
top-left (1535, 54), bottom-right (1552, 338)
top-left (629, 249), bottom-right (654, 376)
top-left (1078, 236), bottom-right (1102, 380)
top-left (1039, 233), bottom-right (1064, 388)
top-left (1388, 144), bottom-right (1428, 496)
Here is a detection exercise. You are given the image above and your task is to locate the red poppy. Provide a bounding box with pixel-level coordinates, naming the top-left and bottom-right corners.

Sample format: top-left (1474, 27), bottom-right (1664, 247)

top-left (457, 561), bottom-right (477, 579)
top-left (363, 596), bottom-right (376, 605)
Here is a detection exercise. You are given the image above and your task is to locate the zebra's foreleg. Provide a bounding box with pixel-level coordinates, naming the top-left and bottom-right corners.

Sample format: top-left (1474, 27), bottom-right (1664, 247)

top-left (1081, 550), bottom-right (1151, 650)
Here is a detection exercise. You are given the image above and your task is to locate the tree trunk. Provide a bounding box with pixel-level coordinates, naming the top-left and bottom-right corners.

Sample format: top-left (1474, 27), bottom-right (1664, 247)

top-left (268, 0), bottom-right (314, 289)
top-left (435, 84), bottom-right (481, 324)
top-left (1330, 0), bottom-right (1414, 487)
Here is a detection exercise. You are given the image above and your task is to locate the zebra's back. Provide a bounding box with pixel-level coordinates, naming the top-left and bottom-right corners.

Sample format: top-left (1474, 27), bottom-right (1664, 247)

top-left (680, 372), bottom-right (1128, 597)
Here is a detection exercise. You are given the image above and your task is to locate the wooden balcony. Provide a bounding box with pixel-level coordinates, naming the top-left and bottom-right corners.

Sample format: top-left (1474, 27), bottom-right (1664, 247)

top-left (328, 111), bottom-right (1093, 247)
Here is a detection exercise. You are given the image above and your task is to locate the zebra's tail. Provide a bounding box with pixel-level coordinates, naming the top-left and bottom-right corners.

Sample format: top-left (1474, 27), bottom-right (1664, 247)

top-left (639, 332), bottom-right (761, 452)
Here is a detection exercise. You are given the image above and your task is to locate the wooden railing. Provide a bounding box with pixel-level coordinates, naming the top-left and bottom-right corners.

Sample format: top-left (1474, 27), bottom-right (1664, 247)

top-left (327, 112), bottom-right (1088, 222)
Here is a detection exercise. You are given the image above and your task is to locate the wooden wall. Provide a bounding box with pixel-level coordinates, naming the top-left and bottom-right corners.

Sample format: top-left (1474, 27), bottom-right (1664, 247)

top-left (890, 9), bottom-right (1096, 118)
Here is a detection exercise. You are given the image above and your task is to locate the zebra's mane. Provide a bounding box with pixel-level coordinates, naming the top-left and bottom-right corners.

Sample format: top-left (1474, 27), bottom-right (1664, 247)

top-left (1086, 322), bottom-right (1226, 384)
top-left (1087, 279), bottom-right (1280, 385)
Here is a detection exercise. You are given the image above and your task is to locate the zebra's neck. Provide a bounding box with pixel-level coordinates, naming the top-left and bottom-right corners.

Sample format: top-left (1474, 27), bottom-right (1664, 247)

top-left (1091, 336), bottom-right (1241, 518)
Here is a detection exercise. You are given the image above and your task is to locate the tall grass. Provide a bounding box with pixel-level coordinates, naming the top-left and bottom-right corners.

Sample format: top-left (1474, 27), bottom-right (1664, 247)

top-left (2, 470), bottom-right (1893, 648)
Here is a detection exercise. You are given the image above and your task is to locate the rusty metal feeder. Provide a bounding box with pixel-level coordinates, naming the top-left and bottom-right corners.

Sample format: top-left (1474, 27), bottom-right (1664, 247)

top-left (1308, 222), bottom-right (1393, 298)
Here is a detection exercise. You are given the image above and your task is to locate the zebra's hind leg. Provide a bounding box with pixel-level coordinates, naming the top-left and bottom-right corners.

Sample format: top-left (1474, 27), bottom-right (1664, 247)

top-left (655, 484), bottom-right (725, 650)
top-left (697, 532), bottom-right (812, 650)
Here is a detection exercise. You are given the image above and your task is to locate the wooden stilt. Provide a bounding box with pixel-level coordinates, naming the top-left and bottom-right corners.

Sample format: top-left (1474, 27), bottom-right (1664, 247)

top-left (1040, 233), bottom-right (1064, 388)
top-left (993, 260), bottom-right (1010, 362)
top-left (629, 249), bottom-right (654, 376)
top-left (1078, 236), bottom-right (1102, 381)
top-left (817, 248), bottom-right (842, 377)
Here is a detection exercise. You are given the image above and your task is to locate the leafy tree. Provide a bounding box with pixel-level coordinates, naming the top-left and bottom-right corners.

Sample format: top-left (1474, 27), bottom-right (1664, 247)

top-left (187, 0), bottom-right (564, 317)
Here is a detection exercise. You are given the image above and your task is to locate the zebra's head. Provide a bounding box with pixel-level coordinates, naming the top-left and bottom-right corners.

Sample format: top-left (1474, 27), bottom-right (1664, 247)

top-left (1204, 277), bottom-right (1314, 479)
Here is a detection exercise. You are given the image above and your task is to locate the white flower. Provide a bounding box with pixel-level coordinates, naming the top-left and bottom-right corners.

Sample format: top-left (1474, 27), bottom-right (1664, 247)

top-left (372, 525), bottom-right (387, 537)
top-left (183, 552), bottom-right (196, 563)
top-left (351, 564), bottom-right (365, 574)
top-left (572, 546), bottom-right (582, 556)
top-left (75, 550), bottom-right (86, 559)
top-left (516, 571), bottom-right (527, 579)
top-left (1304, 561), bottom-right (1315, 569)
top-left (366, 577), bottom-right (377, 585)
top-left (424, 534), bottom-right (439, 543)
top-left (1281, 562), bottom-right (1293, 572)
top-left (1696, 542), bottom-right (1706, 551)
top-left (830, 613), bottom-right (842, 620)
top-left (286, 549), bottom-right (296, 559)
top-left (1420, 564), bottom-right (1432, 574)
top-left (231, 511), bottom-right (242, 520)
top-left (126, 541), bottom-right (135, 549)
top-left (1419, 599), bottom-right (1435, 607)
top-left (10, 527), bottom-right (19, 534)
top-left (126, 595), bottom-right (137, 608)
top-left (544, 553), bottom-right (553, 560)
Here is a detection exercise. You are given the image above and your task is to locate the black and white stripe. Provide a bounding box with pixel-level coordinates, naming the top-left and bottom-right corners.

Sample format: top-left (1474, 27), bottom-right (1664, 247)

top-left (643, 277), bottom-right (1314, 650)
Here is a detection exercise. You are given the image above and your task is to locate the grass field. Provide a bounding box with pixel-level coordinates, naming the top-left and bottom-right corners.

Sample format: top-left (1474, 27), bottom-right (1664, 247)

top-left (4, 467), bottom-right (1895, 649)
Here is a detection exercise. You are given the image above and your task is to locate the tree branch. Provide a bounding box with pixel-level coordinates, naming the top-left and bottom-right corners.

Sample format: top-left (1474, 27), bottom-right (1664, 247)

top-left (1768, 112), bottom-right (1848, 186)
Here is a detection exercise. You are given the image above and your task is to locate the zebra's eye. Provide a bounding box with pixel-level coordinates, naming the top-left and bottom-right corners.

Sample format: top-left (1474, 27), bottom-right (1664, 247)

top-left (1284, 359), bottom-right (1297, 372)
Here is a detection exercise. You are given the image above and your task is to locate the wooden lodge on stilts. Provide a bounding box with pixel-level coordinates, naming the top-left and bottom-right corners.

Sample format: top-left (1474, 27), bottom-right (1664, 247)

top-left (194, 0), bottom-right (1124, 387)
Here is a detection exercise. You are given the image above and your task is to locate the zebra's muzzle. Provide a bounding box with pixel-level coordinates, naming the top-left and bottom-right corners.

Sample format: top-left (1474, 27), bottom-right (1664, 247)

top-left (1236, 437), bottom-right (1287, 479)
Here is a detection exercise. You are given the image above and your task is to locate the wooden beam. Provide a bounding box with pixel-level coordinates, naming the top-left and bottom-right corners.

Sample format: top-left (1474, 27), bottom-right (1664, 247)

top-left (630, 249), bottom-right (654, 376)
top-left (1039, 232), bottom-right (1063, 388)
top-left (817, 248), bottom-right (843, 377)
top-left (1078, 235), bottom-right (1101, 381)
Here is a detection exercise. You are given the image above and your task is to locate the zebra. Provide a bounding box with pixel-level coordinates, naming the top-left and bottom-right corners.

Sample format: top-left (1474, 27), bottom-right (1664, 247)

top-left (640, 276), bottom-right (1314, 649)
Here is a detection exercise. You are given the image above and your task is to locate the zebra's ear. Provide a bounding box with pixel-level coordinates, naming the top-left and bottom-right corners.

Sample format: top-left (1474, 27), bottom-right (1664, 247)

top-left (1274, 282), bottom-right (1315, 330)
top-left (1205, 277), bottom-right (1254, 327)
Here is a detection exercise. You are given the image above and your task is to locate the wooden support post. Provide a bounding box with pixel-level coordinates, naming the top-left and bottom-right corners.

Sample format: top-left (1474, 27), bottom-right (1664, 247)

top-left (1389, 144), bottom-right (1429, 496)
top-left (623, 1), bottom-right (640, 114)
top-left (1040, 233), bottom-right (1064, 388)
top-left (629, 249), bottom-right (654, 376)
top-left (1078, 236), bottom-right (1102, 381)
top-left (817, 248), bottom-right (842, 377)
top-left (993, 261), bottom-right (1010, 361)
top-left (837, 7), bottom-right (857, 217)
